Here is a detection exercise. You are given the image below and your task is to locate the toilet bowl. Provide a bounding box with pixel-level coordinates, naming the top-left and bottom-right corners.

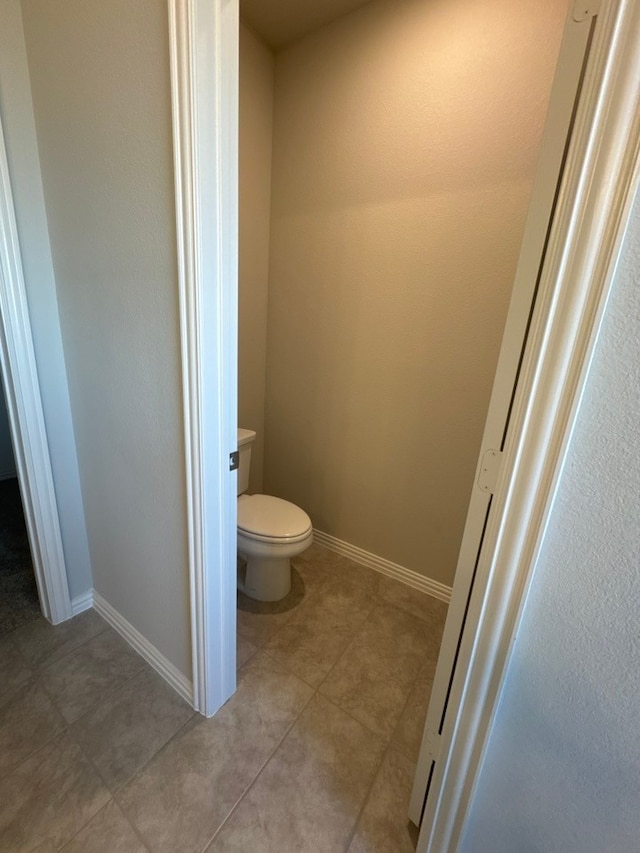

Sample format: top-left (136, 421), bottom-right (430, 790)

top-left (237, 430), bottom-right (312, 602)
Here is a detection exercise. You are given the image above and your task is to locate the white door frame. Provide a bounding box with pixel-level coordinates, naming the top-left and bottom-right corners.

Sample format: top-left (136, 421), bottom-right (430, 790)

top-left (417, 0), bottom-right (640, 848)
top-left (168, 0), bottom-right (239, 716)
top-left (0, 115), bottom-right (72, 625)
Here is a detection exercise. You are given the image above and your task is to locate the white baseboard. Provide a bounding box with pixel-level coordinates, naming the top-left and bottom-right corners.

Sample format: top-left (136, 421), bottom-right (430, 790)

top-left (312, 529), bottom-right (452, 603)
top-left (92, 591), bottom-right (193, 707)
top-left (71, 590), bottom-right (94, 616)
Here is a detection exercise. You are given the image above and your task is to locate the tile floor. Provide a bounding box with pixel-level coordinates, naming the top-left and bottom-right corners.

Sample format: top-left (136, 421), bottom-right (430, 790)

top-left (0, 543), bottom-right (447, 852)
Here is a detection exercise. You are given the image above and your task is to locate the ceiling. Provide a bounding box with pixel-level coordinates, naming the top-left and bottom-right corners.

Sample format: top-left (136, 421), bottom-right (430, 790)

top-left (240, 0), bottom-right (373, 50)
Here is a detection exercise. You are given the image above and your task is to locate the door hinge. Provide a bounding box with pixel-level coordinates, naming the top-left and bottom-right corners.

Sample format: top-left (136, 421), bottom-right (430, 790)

top-left (572, 0), bottom-right (600, 22)
top-left (229, 451), bottom-right (239, 471)
top-left (478, 449), bottom-right (503, 494)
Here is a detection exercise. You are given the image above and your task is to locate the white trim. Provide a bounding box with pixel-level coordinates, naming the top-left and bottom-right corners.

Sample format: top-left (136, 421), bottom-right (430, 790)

top-left (93, 592), bottom-right (193, 706)
top-left (312, 529), bottom-right (452, 603)
top-left (418, 0), bottom-right (640, 849)
top-left (0, 112), bottom-right (71, 625)
top-left (168, 0), bottom-right (238, 716)
top-left (71, 590), bottom-right (94, 617)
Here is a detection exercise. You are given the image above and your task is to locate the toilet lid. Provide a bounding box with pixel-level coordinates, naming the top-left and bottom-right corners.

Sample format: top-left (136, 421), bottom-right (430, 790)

top-left (238, 494), bottom-right (312, 542)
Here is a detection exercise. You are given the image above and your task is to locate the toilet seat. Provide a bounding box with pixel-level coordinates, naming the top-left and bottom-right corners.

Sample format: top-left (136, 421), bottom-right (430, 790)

top-left (238, 494), bottom-right (312, 544)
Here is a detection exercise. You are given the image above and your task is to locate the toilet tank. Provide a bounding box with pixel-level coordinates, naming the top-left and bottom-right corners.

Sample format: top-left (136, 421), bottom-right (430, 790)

top-left (237, 428), bottom-right (256, 495)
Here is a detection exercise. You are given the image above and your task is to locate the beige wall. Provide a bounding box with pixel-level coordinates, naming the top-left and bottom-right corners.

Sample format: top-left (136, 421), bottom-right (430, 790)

top-left (21, 0), bottom-right (191, 676)
top-left (239, 22), bottom-right (275, 494)
top-left (264, 0), bottom-right (569, 586)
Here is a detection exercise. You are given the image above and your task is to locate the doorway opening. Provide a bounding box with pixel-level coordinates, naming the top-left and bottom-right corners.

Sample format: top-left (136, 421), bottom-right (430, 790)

top-left (234, 0), bottom-right (574, 840)
top-left (0, 382), bottom-right (39, 634)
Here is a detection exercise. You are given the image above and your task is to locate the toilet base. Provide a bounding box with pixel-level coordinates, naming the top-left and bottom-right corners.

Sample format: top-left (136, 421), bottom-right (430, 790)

top-left (240, 554), bottom-right (292, 602)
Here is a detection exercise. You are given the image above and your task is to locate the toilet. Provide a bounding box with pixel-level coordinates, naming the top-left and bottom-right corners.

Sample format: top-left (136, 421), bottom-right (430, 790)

top-left (237, 428), bottom-right (313, 601)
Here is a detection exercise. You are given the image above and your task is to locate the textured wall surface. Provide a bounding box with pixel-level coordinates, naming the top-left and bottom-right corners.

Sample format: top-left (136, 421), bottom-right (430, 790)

top-left (461, 191), bottom-right (640, 851)
top-left (0, 0), bottom-right (92, 598)
top-left (264, 0), bottom-right (568, 585)
top-left (21, 0), bottom-right (191, 676)
top-left (239, 22), bottom-right (275, 494)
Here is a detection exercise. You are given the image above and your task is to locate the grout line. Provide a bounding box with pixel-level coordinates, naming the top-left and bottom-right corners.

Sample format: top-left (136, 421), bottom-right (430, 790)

top-left (120, 802), bottom-right (154, 853)
top-left (55, 797), bottom-right (152, 853)
top-left (318, 692), bottom-right (392, 748)
top-left (387, 671), bottom-right (423, 758)
top-left (39, 644), bottom-right (148, 731)
top-left (342, 741), bottom-right (391, 853)
top-left (25, 620), bottom-right (110, 676)
top-left (0, 617), bottom-right (139, 787)
top-left (111, 708), bottom-right (197, 797)
top-left (64, 664), bottom-right (196, 799)
top-left (198, 683), bottom-right (317, 851)
top-left (112, 712), bottom-right (198, 852)
top-left (4, 629), bottom-right (37, 675)
top-left (0, 724), bottom-right (68, 785)
top-left (314, 598), bottom-right (380, 693)
top-left (54, 797), bottom-right (113, 852)
top-left (0, 719), bottom-right (64, 786)
top-left (236, 566), bottom-right (334, 651)
top-left (254, 588), bottom-right (379, 692)
top-left (57, 796), bottom-right (153, 853)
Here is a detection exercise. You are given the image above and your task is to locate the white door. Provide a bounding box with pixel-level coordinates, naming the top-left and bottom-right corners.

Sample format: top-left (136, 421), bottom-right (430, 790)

top-left (0, 112), bottom-right (72, 625)
top-left (410, 3), bottom-right (599, 829)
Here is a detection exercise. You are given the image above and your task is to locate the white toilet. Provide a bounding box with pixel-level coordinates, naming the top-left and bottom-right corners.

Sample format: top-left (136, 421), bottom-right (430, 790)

top-left (237, 428), bottom-right (313, 601)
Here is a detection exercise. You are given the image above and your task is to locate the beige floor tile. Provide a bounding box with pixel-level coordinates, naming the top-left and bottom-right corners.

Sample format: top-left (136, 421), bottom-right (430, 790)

top-left (0, 679), bottom-right (65, 779)
top-left (0, 634), bottom-right (32, 709)
top-left (70, 666), bottom-right (194, 792)
top-left (347, 747), bottom-right (419, 852)
top-left (236, 564), bottom-right (311, 647)
top-left (118, 652), bottom-right (313, 853)
top-left (391, 657), bottom-right (438, 761)
top-left (41, 629), bottom-right (147, 724)
top-left (237, 632), bottom-right (258, 669)
top-left (294, 541), bottom-right (332, 566)
top-left (289, 553), bottom-right (337, 597)
top-left (310, 576), bottom-right (378, 622)
top-left (0, 731), bottom-right (109, 852)
top-left (298, 543), bottom-right (382, 594)
top-left (12, 610), bottom-right (108, 670)
top-left (378, 576), bottom-right (449, 629)
top-left (61, 799), bottom-right (148, 852)
top-left (207, 693), bottom-right (386, 852)
top-left (320, 603), bottom-right (433, 739)
top-left (263, 579), bottom-right (376, 687)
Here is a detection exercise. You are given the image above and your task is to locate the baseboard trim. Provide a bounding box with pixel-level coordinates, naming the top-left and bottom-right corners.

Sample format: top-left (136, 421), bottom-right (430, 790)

top-left (312, 529), bottom-right (452, 603)
top-left (71, 590), bottom-right (94, 616)
top-left (92, 591), bottom-right (193, 707)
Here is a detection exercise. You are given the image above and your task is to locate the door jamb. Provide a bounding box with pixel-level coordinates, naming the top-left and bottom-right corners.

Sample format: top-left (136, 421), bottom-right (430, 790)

top-left (417, 0), bottom-right (640, 848)
top-left (168, 0), bottom-right (239, 716)
top-left (0, 115), bottom-right (72, 625)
